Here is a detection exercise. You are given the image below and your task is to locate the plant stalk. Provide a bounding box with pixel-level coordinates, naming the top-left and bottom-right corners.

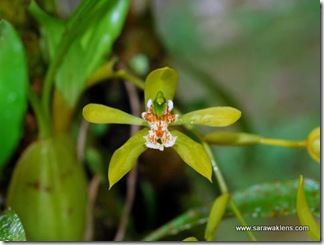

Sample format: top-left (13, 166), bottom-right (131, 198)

top-left (28, 87), bottom-right (51, 139)
top-left (204, 141), bottom-right (257, 241)
top-left (188, 127), bottom-right (257, 241)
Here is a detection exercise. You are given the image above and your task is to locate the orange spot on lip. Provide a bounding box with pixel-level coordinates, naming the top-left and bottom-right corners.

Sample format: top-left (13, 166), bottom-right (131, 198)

top-left (155, 124), bottom-right (164, 138)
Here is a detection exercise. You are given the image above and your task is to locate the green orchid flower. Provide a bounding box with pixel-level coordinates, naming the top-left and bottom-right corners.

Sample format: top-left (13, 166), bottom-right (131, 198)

top-left (82, 67), bottom-right (241, 189)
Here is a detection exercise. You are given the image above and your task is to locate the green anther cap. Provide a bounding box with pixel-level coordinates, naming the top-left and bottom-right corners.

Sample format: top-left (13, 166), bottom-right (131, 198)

top-left (153, 91), bottom-right (167, 117)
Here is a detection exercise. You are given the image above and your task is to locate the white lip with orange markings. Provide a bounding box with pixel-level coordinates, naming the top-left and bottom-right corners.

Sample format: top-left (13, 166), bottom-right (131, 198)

top-left (141, 99), bottom-right (178, 151)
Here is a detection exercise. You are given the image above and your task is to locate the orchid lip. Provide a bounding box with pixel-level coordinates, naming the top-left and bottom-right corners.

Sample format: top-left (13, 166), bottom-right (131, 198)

top-left (141, 99), bottom-right (178, 150)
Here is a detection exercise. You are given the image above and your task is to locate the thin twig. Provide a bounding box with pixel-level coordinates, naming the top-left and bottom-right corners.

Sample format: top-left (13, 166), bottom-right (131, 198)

top-left (77, 118), bottom-right (100, 241)
top-left (113, 81), bottom-right (141, 241)
top-left (85, 175), bottom-right (101, 241)
top-left (77, 119), bottom-right (89, 162)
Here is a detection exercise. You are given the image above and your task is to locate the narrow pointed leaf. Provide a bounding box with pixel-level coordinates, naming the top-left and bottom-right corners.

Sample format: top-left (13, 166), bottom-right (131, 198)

top-left (144, 67), bottom-right (178, 105)
top-left (296, 175), bottom-right (320, 241)
top-left (0, 20), bottom-right (28, 168)
top-left (55, 0), bottom-right (130, 107)
top-left (171, 130), bottom-right (212, 182)
top-left (108, 129), bottom-right (148, 189)
top-left (204, 131), bottom-right (261, 145)
top-left (83, 103), bottom-right (147, 125)
top-left (175, 107), bottom-right (241, 127)
top-left (205, 193), bottom-right (230, 241)
top-left (28, 1), bottom-right (65, 61)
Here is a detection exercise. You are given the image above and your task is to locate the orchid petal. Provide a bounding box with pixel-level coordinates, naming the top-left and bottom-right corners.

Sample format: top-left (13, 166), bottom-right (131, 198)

top-left (144, 67), bottom-right (178, 106)
top-left (83, 103), bottom-right (147, 125)
top-left (175, 107), bottom-right (241, 127)
top-left (171, 130), bottom-right (212, 182)
top-left (108, 129), bottom-right (148, 189)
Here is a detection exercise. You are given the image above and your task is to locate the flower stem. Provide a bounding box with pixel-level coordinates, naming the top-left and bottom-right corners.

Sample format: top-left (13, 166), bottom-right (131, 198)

top-left (40, 1), bottom-right (97, 137)
top-left (201, 141), bottom-right (228, 193)
top-left (86, 62), bottom-right (145, 92)
top-left (229, 198), bottom-right (257, 241)
top-left (203, 141), bottom-right (257, 241)
top-left (188, 128), bottom-right (257, 241)
top-left (260, 137), bottom-right (306, 148)
top-left (204, 142), bottom-right (257, 241)
top-left (114, 70), bottom-right (145, 90)
top-left (28, 87), bottom-right (51, 139)
top-left (41, 37), bottom-right (75, 138)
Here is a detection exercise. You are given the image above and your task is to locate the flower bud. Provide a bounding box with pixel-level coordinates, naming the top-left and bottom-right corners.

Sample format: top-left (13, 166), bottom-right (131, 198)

top-left (306, 127), bottom-right (320, 163)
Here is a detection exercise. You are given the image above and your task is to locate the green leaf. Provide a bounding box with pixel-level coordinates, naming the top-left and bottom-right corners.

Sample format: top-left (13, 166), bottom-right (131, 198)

top-left (142, 178), bottom-right (320, 241)
top-left (0, 20), bottom-right (28, 168)
top-left (0, 210), bottom-right (26, 241)
top-left (108, 129), bottom-right (148, 189)
top-left (231, 178), bottom-right (320, 218)
top-left (204, 131), bottom-right (261, 145)
top-left (296, 175), bottom-right (320, 241)
top-left (6, 134), bottom-right (88, 240)
top-left (28, 1), bottom-right (65, 62)
top-left (83, 103), bottom-right (147, 126)
top-left (142, 207), bottom-right (209, 241)
top-left (55, 0), bottom-right (130, 107)
top-left (204, 193), bottom-right (230, 241)
top-left (175, 107), bottom-right (241, 127)
top-left (171, 130), bottom-right (212, 182)
top-left (144, 67), bottom-right (178, 106)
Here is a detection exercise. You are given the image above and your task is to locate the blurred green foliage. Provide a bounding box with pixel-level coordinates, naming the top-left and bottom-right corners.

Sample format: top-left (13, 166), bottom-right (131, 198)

top-left (143, 177), bottom-right (320, 241)
top-left (152, 0), bottom-right (320, 189)
top-left (0, 20), bottom-right (28, 169)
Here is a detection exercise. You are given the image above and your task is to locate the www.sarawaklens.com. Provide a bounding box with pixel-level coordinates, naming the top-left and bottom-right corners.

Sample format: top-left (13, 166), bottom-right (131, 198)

top-left (236, 225), bottom-right (309, 232)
